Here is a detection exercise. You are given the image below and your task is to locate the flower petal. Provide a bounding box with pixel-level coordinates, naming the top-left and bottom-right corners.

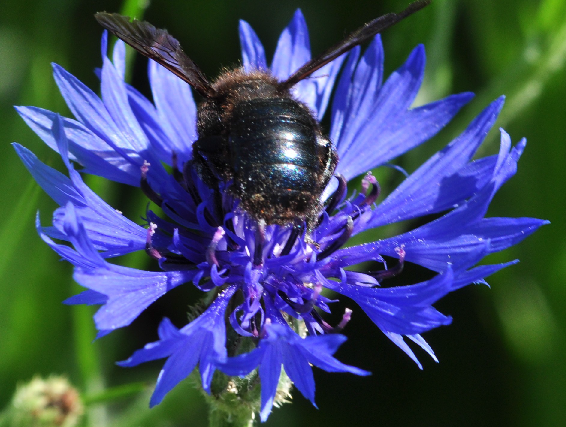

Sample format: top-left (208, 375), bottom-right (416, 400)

top-left (148, 59), bottom-right (198, 165)
top-left (16, 106), bottom-right (139, 185)
top-left (239, 20), bottom-right (267, 71)
top-left (271, 9), bottom-right (310, 81)
top-left (365, 97), bottom-right (504, 229)
top-left (14, 120), bottom-right (146, 257)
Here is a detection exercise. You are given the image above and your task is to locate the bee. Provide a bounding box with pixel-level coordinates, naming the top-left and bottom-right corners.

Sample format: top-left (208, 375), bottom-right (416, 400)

top-left (95, 1), bottom-right (430, 234)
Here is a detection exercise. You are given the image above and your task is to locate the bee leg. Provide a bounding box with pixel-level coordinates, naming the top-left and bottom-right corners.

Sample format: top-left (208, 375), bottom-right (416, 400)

top-left (304, 233), bottom-right (320, 250)
top-left (224, 216), bottom-right (240, 251)
top-left (211, 185), bottom-right (226, 226)
top-left (171, 151), bottom-right (185, 188)
top-left (182, 160), bottom-right (203, 205)
top-left (191, 135), bottom-right (230, 187)
top-left (253, 219), bottom-right (266, 267)
top-left (280, 221), bottom-right (304, 256)
top-left (140, 161), bottom-right (163, 207)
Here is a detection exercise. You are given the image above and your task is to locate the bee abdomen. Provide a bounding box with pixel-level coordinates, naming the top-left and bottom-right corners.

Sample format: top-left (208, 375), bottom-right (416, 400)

top-left (229, 98), bottom-right (325, 223)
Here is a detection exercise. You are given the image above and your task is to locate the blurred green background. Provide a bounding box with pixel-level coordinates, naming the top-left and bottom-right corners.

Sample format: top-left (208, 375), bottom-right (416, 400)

top-left (0, 0), bottom-right (563, 426)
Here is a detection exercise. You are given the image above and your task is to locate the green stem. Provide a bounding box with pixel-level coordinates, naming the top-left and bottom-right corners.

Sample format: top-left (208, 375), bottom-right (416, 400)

top-left (72, 303), bottom-right (107, 427)
top-left (83, 382), bottom-right (148, 405)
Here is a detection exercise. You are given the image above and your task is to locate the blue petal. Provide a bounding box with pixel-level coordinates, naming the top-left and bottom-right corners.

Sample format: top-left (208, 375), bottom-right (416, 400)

top-left (119, 287), bottom-right (235, 404)
top-left (281, 341), bottom-right (316, 407)
top-left (125, 84), bottom-right (172, 165)
top-left (298, 53), bottom-right (345, 121)
top-left (451, 261), bottom-right (518, 290)
top-left (239, 20), bottom-right (267, 71)
top-left (118, 318), bottom-right (184, 367)
top-left (334, 44), bottom-right (425, 177)
top-left (219, 345), bottom-right (266, 377)
top-left (16, 106), bottom-right (139, 185)
top-left (42, 203), bottom-right (192, 331)
top-left (100, 30), bottom-right (108, 61)
top-left (269, 9), bottom-right (343, 119)
top-left (300, 334), bottom-right (370, 376)
top-left (258, 344), bottom-right (283, 422)
top-left (148, 60), bottom-right (198, 165)
top-left (15, 135), bottom-right (146, 257)
top-left (100, 56), bottom-right (149, 153)
top-left (149, 337), bottom-right (203, 407)
top-left (220, 319), bottom-right (366, 421)
top-left (384, 332), bottom-right (433, 369)
top-left (64, 290), bottom-right (107, 305)
top-left (321, 269), bottom-right (454, 336)
top-left (53, 63), bottom-right (137, 155)
top-left (271, 9), bottom-right (310, 81)
top-left (36, 215), bottom-right (101, 270)
top-left (53, 63), bottom-right (168, 187)
top-left (76, 265), bottom-right (194, 332)
top-left (333, 131), bottom-right (548, 272)
top-left (407, 334), bottom-right (438, 363)
top-left (111, 40), bottom-right (126, 81)
top-left (13, 143), bottom-right (83, 207)
top-left (330, 37), bottom-right (384, 145)
top-left (331, 43), bottom-right (474, 182)
top-left (363, 95), bottom-right (498, 229)
top-left (51, 203), bottom-right (106, 267)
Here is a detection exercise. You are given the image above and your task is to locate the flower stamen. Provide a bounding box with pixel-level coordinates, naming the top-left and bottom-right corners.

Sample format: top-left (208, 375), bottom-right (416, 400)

top-left (317, 216), bottom-right (354, 260)
top-left (140, 161), bottom-right (163, 207)
top-left (206, 226), bottom-right (225, 266)
top-left (372, 247), bottom-right (406, 282)
top-left (253, 219), bottom-right (266, 267)
top-left (359, 172), bottom-right (380, 207)
top-left (325, 174), bottom-right (348, 215)
top-left (145, 222), bottom-right (162, 259)
top-left (336, 308), bottom-right (353, 331)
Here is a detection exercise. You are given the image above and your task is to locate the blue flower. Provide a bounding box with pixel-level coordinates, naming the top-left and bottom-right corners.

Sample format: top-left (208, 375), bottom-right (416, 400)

top-left (220, 307), bottom-right (370, 422)
top-left (15, 9), bottom-right (547, 421)
top-left (118, 285), bottom-right (238, 405)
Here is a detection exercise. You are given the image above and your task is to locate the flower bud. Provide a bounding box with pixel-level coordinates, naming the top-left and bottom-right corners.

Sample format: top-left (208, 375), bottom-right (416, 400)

top-left (8, 376), bottom-right (83, 427)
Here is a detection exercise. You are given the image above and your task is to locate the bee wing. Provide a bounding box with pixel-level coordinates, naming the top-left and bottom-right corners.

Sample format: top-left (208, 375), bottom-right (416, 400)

top-left (95, 12), bottom-right (216, 97)
top-left (279, 0), bottom-right (431, 90)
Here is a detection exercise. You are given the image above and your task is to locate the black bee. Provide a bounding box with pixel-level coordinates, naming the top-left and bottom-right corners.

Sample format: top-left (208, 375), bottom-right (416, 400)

top-left (95, 1), bottom-right (430, 233)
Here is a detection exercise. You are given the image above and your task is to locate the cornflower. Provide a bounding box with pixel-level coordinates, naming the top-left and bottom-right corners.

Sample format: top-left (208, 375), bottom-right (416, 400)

top-left (15, 8), bottom-right (546, 423)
